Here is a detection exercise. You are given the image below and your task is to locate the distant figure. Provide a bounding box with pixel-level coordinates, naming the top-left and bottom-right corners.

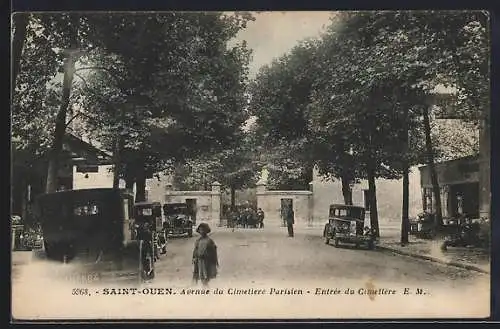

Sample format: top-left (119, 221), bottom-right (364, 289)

top-left (192, 223), bottom-right (218, 287)
top-left (257, 208), bottom-right (265, 228)
top-left (285, 206), bottom-right (295, 237)
top-left (228, 207), bottom-right (237, 232)
top-left (247, 207), bottom-right (257, 228)
top-left (281, 207), bottom-right (287, 227)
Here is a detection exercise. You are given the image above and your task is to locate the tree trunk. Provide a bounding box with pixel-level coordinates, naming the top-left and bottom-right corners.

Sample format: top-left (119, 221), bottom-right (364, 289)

top-left (125, 164), bottom-right (135, 190)
top-left (112, 135), bottom-right (124, 189)
top-left (401, 163), bottom-right (410, 245)
top-left (401, 112), bottom-right (410, 246)
top-left (422, 105), bottom-right (443, 228)
top-left (45, 16), bottom-right (79, 193)
top-left (367, 164), bottom-right (380, 238)
top-left (135, 159), bottom-right (147, 203)
top-left (12, 13), bottom-right (29, 89)
top-left (341, 173), bottom-right (353, 205)
top-left (230, 184), bottom-right (236, 207)
top-left (21, 177), bottom-right (28, 223)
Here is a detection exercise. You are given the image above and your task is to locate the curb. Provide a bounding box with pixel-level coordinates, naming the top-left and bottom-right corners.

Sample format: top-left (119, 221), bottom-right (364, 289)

top-left (376, 245), bottom-right (490, 274)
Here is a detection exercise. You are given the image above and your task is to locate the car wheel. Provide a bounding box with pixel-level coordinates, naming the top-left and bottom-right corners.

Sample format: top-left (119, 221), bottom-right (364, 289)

top-left (368, 240), bottom-right (375, 250)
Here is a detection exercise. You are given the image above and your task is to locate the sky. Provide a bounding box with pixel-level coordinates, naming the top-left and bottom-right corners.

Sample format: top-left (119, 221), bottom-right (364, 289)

top-left (234, 11), bottom-right (335, 79)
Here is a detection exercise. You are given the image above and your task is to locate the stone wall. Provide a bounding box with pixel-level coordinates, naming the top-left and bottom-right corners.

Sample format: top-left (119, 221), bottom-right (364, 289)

top-left (150, 181), bottom-right (222, 224)
top-left (311, 166), bottom-right (422, 225)
top-left (256, 182), bottom-right (313, 227)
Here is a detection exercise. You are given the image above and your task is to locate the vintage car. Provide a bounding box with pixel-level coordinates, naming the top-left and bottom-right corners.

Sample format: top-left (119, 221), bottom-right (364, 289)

top-left (409, 213), bottom-right (436, 239)
top-left (11, 217), bottom-right (25, 251)
top-left (323, 204), bottom-right (375, 250)
top-left (441, 216), bottom-right (486, 250)
top-left (163, 203), bottom-right (194, 237)
top-left (133, 202), bottom-right (167, 258)
top-left (35, 188), bottom-right (156, 280)
top-left (22, 225), bottom-right (44, 250)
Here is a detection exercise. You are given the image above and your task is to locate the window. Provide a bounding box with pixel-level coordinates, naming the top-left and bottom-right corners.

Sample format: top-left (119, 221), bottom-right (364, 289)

top-left (139, 208), bottom-right (153, 216)
top-left (74, 204), bottom-right (99, 216)
top-left (335, 209), bottom-right (348, 217)
top-left (76, 165), bottom-right (99, 173)
top-left (424, 188), bottom-right (433, 213)
top-left (456, 194), bottom-right (464, 215)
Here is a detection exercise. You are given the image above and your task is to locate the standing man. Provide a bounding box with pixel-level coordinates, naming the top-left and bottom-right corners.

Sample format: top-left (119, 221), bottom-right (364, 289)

top-left (257, 208), bottom-right (265, 228)
top-left (285, 206), bottom-right (295, 237)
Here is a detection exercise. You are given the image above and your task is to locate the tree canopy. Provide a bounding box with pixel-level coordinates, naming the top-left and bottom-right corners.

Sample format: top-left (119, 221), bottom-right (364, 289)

top-left (12, 12), bottom-right (255, 197)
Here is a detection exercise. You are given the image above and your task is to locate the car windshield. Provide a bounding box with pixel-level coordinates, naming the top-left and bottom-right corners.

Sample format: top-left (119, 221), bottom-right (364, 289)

top-left (74, 204), bottom-right (100, 216)
top-left (330, 207), bottom-right (363, 218)
top-left (138, 208), bottom-right (153, 216)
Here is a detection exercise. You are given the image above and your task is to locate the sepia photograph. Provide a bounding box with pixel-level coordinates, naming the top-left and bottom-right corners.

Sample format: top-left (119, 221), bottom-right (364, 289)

top-left (11, 10), bottom-right (491, 320)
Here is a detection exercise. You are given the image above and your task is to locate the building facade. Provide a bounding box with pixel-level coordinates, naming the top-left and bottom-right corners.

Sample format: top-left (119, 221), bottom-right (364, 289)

top-left (418, 155), bottom-right (482, 219)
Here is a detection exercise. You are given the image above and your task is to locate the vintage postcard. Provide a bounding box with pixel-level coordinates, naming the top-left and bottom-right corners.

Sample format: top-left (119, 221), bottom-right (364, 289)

top-left (11, 10), bottom-right (491, 320)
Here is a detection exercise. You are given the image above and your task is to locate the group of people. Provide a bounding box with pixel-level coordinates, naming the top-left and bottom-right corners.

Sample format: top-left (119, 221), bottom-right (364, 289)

top-left (226, 206), bottom-right (265, 229)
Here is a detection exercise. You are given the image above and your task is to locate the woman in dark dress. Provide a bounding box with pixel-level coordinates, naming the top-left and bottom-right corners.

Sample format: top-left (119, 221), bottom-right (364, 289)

top-left (192, 223), bottom-right (219, 286)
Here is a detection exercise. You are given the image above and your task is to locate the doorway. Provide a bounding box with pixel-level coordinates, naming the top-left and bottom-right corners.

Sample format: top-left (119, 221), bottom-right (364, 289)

top-left (280, 198), bottom-right (293, 227)
top-left (449, 183), bottom-right (479, 218)
top-left (185, 199), bottom-right (197, 224)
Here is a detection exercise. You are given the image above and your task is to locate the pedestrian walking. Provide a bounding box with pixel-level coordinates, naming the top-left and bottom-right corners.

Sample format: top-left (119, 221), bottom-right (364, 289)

top-left (257, 208), bottom-right (265, 228)
top-left (192, 223), bottom-right (218, 287)
top-left (285, 206), bottom-right (295, 237)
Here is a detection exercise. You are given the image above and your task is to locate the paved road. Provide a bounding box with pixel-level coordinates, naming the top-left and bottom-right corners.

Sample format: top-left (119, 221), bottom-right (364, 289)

top-left (12, 226), bottom-right (490, 319)
top-left (155, 226), bottom-right (486, 287)
top-left (13, 226), bottom-right (486, 286)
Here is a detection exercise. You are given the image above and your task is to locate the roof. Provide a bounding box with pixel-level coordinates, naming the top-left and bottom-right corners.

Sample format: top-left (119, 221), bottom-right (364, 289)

top-left (63, 133), bottom-right (113, 165)
top-left (418, 155), bottom-right (479, 171)
top-left (163, 203), bottom-right (188, 207)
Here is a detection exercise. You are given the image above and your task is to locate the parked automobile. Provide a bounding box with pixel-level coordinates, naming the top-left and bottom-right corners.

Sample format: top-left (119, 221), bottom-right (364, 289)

top-left (22, 226), bottom-right (44, 250)
top-left (441, 216), bottom-right (485, 250)
top-left (134, 201), bottom-right (168, 260)
top-left (323, 204), bottom-right (375, 250)
top-left (35, 188), bottom-right (157, 281)
top-left (409, 213), bottom-right (436, 239)
top-left (163, 203), bottom-right (194, 237)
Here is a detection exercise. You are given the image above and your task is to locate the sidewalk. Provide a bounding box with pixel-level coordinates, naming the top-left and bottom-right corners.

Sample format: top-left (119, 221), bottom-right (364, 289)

top-left (377, 225), bottom-right (491, 274)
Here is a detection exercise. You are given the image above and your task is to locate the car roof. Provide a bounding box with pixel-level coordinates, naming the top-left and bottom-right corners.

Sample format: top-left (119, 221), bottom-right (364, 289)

top-left (35, 188), bottom-right (127, 202)
top-left (135, 201), bottom-right (161, 206)
top-left (332, 217), bottom-right (365, 222)
top-left (330, 204), bottom-right (365, 209)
